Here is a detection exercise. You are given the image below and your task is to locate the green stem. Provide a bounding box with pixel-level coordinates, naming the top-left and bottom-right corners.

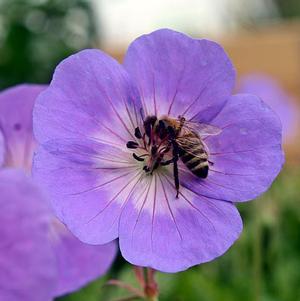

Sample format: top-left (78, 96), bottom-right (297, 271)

top-left (253, 199), bottom-right (262, 301)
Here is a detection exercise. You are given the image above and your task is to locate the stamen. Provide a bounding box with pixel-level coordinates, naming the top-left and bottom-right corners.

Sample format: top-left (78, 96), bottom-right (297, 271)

top-left (142, 134), bottom-right (147, 150)
top-left (126, 141), bottom-right (139, 149)
top-left (134, 127), bottom-right (142, 139)
top-left (133, 153), bottom-right (145, 162)
top-left (129, 115), bottom-right (176, 180)
top-left (143, 166), bottom-right (150, 172)
top-left (140, 108), bottom-right (145, 122)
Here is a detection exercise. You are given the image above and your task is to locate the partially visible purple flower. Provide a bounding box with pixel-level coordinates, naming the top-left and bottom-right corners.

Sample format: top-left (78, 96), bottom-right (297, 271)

top-left (0, 169), bottom-right (56, 301)
top-left (238, 74), bottom-right (299, 143)
top-left (0, 85), bottom-right (43, 171)
top-left (33, 29), bottom-right (284, 272)
top-left (0, 130), bottom-right (4, 166)
top-left (0, 85), bottom-right (117, 298)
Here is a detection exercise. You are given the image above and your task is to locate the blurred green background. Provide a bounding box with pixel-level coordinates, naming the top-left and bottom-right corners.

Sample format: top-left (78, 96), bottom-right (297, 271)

top-left (0, 0), bottom-right (97, 89)
top-left (0, 0), bottom-right (299, 300)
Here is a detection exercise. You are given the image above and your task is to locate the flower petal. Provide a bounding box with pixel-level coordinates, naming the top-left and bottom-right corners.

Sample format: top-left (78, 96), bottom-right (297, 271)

top-left (119, 173), bottom-right (242, 272)
top-left (0, 169), bottom-right (56, 301)
top-left (0, 130), bottom-right (4, 166)
top-left (34, 49), bottom-right (142, 149)
top-left (51, 220), bottom-right (117, 297)
top-left (0, 85), bottom-right (46, 170)
top-left (33, 138), bottom-right (140, 244)
top-left (181, 94), bottom-right (284, 202)
top-left (124, 28), bottom-right (235, 121)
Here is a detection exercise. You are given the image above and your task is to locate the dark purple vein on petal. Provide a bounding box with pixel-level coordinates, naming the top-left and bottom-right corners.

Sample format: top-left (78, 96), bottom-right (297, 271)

top-left (158, 173), bottom-right (183, 241)
top-left (210, 169), bottom-right (257, 177)
top-left (87, 61), bottom-right (137, 141)
top-left (173, 170), bottom-right (234, 225)
top-left (162, 174), bottom-right (217, 233)
top-left (131, 176), bottom-right (153, 241)
top-left (152, 74), bottom-right (157, 116)
top-left (151, 174), bottom-right (157, 252)
top-left (85, 170), bottom-right (143, 224)
top-left (178, 167), bottom-right (229, 202)
top-left (181, 85), bottom-right (208, 117)
top-left (204, 177), bottom-right (251, 192)
top-left (167, 63), bottom-right (186, 116)
top-left (68, 169), bottom-right (138, 196)
top-left (106, 172), bottom-right (145, 230)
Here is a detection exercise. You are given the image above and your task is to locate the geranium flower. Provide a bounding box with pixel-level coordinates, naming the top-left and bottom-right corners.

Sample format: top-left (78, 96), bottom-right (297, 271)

top-left (238, 74), bottom-right (299, 143)
top-left (33, 29), bottom-right (284, 273)
top-left (0, 169), bottom-right (56, 301)
top-left (0, 85), bottom-right (116, 298)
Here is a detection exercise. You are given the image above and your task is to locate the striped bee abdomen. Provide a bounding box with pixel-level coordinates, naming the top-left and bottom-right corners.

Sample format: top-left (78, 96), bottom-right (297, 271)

top-left (178, 143), bottom-right (209, 178)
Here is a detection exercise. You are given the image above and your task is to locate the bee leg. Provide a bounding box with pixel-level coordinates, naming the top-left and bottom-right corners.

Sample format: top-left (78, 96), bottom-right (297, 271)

top-left (171, 141), bottom-right (180, 199)
top-left (160, 158), bottom-right (173, 166)
top-left (166, 126), bottom-right (180, 198)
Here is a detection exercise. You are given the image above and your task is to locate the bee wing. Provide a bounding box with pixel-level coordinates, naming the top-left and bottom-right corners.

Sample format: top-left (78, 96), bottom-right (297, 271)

top-left (183, 120), bottom-right (222, 137)
top-left (176, 136), bottom-right (207, 158)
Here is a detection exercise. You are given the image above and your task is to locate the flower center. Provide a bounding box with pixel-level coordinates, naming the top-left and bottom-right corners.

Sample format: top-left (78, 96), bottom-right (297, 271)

top-left (126, 115), bottom-right (176, 174)
top-left (126, 114), bottom-right (216, 198)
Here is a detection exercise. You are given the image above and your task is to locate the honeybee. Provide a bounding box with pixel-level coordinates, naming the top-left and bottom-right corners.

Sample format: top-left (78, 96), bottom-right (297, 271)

top-left (153, 115), bottom-right (221, 197)
top-left (129, 113), bottom-right (221, 198)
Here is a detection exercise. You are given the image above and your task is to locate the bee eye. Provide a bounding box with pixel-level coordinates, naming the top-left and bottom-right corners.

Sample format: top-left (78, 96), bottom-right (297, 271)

top-left (143, 115), bottom-right (157, 137)
top-left (157, 120), bottom-right (167, 139)
top-left (149, 116), bottom-right (157, 126)
top-left (167, 126), bottom-right (176, 138)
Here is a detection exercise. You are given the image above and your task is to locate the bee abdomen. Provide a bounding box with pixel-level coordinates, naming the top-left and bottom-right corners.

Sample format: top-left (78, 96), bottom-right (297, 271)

top-left (180, 149), bottom-right (209, 178)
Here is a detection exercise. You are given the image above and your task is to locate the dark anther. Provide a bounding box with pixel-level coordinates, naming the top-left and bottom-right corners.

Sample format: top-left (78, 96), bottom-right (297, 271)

top-left (134, 127), bottom-right (142, 139)
top-left (133, 153), bottom-right (144, 162)
top-left (126, 141), bottom-right (139, 149)
top-left (143, 166), bottom-right (150, 172)
top-left (151, 145), bottom-right (158, 155)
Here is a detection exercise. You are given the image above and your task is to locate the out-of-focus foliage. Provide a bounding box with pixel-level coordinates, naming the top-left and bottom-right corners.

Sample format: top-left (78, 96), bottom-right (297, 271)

top-left (0, 0), bottom-right (98, 89)
top-left (274, 0), bottom-right (300, 18)
top-left (56, 166), bottom-right (300, 301)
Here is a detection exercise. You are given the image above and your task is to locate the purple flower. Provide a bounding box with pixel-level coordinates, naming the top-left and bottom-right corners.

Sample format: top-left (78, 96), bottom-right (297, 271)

top-left (33, 29), bottom-right (284, 273)
top-left (0, 130), bottom-right (4, 166)
top-left (0, 169), bottom-right (56, 301)
top-left (0, 85), bottom-right (117, 298)
top-left (238, 74), bottom-right (299, 143)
